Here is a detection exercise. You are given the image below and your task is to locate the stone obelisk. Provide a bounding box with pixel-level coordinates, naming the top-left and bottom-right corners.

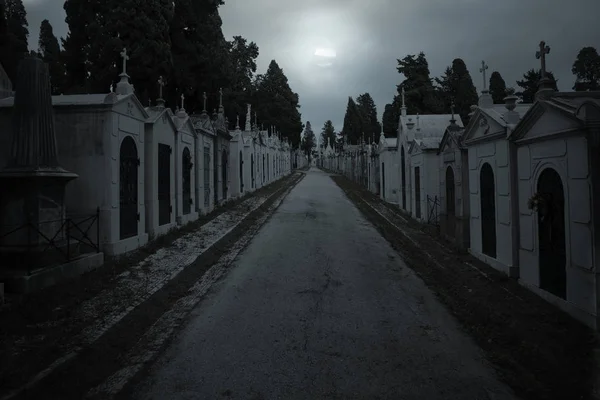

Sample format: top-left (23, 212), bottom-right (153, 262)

top-left (0, 56), bottom-right (78, 273)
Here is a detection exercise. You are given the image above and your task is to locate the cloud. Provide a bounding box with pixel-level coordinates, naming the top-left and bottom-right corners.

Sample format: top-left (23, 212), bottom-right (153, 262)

top-left (21, 0), bottom-right (600, 132)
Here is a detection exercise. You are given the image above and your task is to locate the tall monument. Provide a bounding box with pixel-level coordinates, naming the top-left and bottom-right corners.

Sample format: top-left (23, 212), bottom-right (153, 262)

top-left (0, 57), bottom-right (78, 275)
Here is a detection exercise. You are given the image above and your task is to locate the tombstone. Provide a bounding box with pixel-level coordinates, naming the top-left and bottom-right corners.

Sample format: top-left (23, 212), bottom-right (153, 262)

top-left (0, 57), bottom-right (78, 288)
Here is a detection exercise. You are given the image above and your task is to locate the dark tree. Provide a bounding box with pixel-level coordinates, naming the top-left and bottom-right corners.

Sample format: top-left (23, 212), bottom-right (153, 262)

top-left (356, 92), bottom-right (381, 144)
top-left (224, 35), bottom-right (259, 129)
top-left (396, 52), bottom-right (441, 115)
top-left (1, 0), bottom-right (28, 87)
top-left (516, 69), bottom-right (558, 103)
top-left (572, 46), bottom-right (600, 91)
top-left (84, 0), bottom-right (173, 105)
top-left (435, 58), bottom-right (478, 124)
top-left (252, 60), bottom-right (303, 148)
top-left (489, 71), bottom-right (507, 104)
top-left (38, 20), bottom-right (64, 94)
top-left (320, 120), bottom-right (336, 148)
top-left (341, 96), bottom-right (364, 145)
top-left (382, 103), bottom-right (398, 138)
top-left (301, 121), bottom-right (316, 162)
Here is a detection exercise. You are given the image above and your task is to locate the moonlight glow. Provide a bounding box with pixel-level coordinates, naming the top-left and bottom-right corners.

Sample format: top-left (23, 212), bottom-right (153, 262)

top-left (314, 48), bottom-right (337, 58)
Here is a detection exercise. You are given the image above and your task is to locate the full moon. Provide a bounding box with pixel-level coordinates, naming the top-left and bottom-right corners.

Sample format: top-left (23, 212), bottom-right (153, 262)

top-left (314, 48), bottom-right (337, 68)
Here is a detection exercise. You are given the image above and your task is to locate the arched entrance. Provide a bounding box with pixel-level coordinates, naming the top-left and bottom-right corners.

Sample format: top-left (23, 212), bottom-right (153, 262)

top-left (120, 136), bottom-right (139, 240)
top-left (182, 147), bottom-right (192, 215)
top-left (251, 153), bottom-right (255, 188)
top-left (537, 168), bottom-right (567, 299)
top-left (381, 162), bottom-right (385, 199)
top-left (401, 146), bottom-right (406, 209)
top-left (239, 150), bottom-right (244, 193)
top-left (415, 167), bottom-right (421, 219)
top-left (446, 166), bottom-right (456, 235)
top-left (158, 143), bottom-right (171, 226)
top-left (222, 149), bottom-right (228, 200)
top-left (480, 163), bottom-right (497, 258)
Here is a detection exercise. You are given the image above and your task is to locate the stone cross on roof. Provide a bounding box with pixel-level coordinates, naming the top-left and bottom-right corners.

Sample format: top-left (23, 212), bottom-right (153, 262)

top-left (219, 88), bottom-right (223, 107)
top-left (202, 92), bottom-right (207, 112)
top-left (158, 76), bottom-right (165, 99)
top-left (479, 60), bottom-right (488, 90)
top-left (536, 41), bottom-right (551, 79)
top-left (120, 48), bottom-right (129, 76)
top-left (401, 86), bottom-right (406, 107)
top-left (181, 93), bottom-right (185, 110)
top-left (236, 114), bottom-right (240, 130)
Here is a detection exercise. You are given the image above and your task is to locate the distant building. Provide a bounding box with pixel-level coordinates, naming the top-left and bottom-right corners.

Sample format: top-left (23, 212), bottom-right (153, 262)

top-left (0, 63), bottom-right (14, 99)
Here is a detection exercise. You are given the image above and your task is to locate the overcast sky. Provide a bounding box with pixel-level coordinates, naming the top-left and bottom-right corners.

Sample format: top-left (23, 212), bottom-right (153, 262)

top-left (22, 0), bottom-right (600, 137)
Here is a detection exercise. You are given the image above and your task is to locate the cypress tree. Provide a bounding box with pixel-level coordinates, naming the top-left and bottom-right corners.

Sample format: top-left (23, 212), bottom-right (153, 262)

top-left (489, 71), bottom-right (507, 104)
top-left (38, 19), bottom-right (64, 95)
top-left (1, 0), bottom-right (28, 87)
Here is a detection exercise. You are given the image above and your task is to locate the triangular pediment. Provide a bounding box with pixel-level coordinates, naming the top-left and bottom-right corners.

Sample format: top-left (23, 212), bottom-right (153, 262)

top-left (114, 94), bottom-right (149, 121)
top-left (511, 102), bottom-right (583, 142)
top-left (465, 111), bottom-right (503, 141)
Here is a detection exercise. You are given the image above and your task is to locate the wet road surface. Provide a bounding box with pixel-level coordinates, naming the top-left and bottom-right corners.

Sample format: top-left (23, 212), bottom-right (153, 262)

top-left (132, 168), bottom-right (517, 400)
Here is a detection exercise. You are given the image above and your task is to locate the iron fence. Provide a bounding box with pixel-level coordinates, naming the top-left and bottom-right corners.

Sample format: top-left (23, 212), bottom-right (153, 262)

top-left (427, 195), bottom-right (440, 227)
top-left (0, 207), bottom-right (101, 274)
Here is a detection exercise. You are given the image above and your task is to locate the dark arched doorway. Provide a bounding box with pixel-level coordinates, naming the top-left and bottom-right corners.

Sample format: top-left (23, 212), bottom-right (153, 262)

top-left (262, 154), bottom-right (265, 182)
top-left (239, 151), bottom-right (244, 193)
top-left (415, 167), bottom-right (421, 219)
top-left (381, 162), bottom-right (385, 199)
top-left (251, 153), bottom-right (255, 188)
top-left (267, 154), bottom-right (270, 182)
top-left (537, 168), bottom-right (567, 299)
top-left (480, 163), bottom-right (496, 258)
top-left (222, 150), bottom-right (228, 199)
top-left (401, 146), bottom-right (406, 209)
top-left (158, 143), bottom-right (171, 226)
top-left (120, 136), bottom-right (139, 239)
top-left (182, 147), bottom-right (192, 215)
top-left (446, 166), bottom-right (456, 235)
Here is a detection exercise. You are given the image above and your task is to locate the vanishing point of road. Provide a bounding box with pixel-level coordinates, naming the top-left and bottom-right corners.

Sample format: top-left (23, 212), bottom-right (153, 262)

top-left (130, 168), bottom-right (517, 400)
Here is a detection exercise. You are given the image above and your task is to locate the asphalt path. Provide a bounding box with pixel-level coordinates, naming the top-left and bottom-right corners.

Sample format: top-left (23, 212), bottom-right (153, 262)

top-left (132, 168), bottom-right (517, 400)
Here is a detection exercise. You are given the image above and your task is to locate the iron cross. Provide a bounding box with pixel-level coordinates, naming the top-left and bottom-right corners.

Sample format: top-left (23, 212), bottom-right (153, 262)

top-left (158, 76), bottom-right (165, 99)
top-left (180, 93), bottom-right (185, 110)
top-left (120, 48), bottom-right (129, 75)
top-left (203, 92), bottom-right (207, 111)
top-left (536, 41), bottom-right (551, 79)
top-left (479, 61), bottom-right (488, 90)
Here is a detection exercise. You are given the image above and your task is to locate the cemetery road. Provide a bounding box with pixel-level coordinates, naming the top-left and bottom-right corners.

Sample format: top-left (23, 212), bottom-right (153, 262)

top-left (130, 168), bottom-right (517, 400)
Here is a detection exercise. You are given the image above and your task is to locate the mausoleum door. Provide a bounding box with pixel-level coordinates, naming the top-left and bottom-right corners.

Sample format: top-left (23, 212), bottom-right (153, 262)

top-left (251, 154), bottom-right (255, 188)
top-left (480, 163), bottom-right (497, 258)
top-left (182, 148), bottom-right (192, 215)
top-left (537, 168), bottom-right (567, 299)
top-left (203, 147), bottom-right (210, 208)
top-left (446, 166), bottom-right (456, 235)
top-left (415, 167), bottom-right (421, 219)
top-left (239, 151), bottom-right (244, 193)
top-left (401, 146), bottom-right (406, 210)
top-left (222, 150), bottom-right (228, 199)
top-left (119, 136), bottom-right (139, 240)
top-left (381, 162), bottom-right (386, 199)
top-left (158, 144), bottom-right (172, 225)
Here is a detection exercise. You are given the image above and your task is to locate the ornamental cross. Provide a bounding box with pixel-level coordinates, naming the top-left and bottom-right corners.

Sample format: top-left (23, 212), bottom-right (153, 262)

top-left (219, 88), bottom-right (223, 106)
top-left (451, 100), bottom-right (456, 120)
top-left (120, 48), bottom-right (129, 75)
top-left (158, 76), bottom-right (165, 99)
top-left (536, 41), bottom-right (551, 79)
top-left (203, 92), bottom-right (207, 111)
top-left (479, 60), bottom-right (488, 90)
top-left (181, 93), bottom-right (185, 110)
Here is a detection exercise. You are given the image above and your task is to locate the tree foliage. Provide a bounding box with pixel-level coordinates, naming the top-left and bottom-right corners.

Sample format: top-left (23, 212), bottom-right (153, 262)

top-left (435, 58), bottom-right (478, 124)
top-left (572, 46), bottom-right (600, 91)
top-left (38, 19), bottom-right (64, 94)
top-left (320, 120), bottom-right (336, 148)
top-left (252, 60), bottom-right (303, 148)
top-left (396, 52), bottom-right (442, 115)
top-left (0, 0), bottom-right (28, 87)
top-left (301, 121), bottom-right (316, 161)
top-left (381, 103), bottom-right (397, 138)
top-left (489, 71), bottom-right (507, 104)
top-left (516, 69), bottom-right (558, 103)
top-left (356, 92), bottom-right (381, 144)
top-left (341, 96), bottom-right (363, 145)
top-left (224, 35), bottom-right (259, 129)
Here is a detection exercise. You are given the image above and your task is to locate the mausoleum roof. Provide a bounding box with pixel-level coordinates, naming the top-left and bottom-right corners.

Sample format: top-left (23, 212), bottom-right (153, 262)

top-left (478, 104), bottom-right (531, 127)
top-left (400, 114), bottom-right (464, 140)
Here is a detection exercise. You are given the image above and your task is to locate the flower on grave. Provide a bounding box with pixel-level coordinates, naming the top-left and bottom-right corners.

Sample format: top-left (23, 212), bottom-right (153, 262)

top-left (527, 192), bottom-right (546, 212)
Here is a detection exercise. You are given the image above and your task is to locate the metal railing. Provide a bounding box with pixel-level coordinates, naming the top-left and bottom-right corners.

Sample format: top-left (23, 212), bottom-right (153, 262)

top-left (427, 195), bottom-right (440, 226)
top-left (0, 207), bottom-right (101, 274)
